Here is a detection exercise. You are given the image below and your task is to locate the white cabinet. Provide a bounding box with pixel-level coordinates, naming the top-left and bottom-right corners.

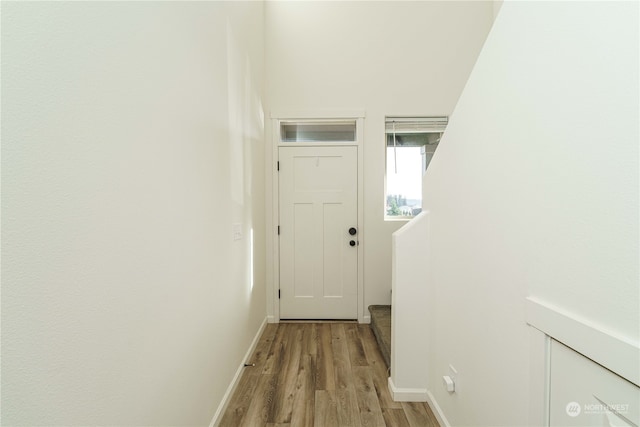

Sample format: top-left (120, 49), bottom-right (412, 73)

top-left (549, 340), bottom-right (639, 427)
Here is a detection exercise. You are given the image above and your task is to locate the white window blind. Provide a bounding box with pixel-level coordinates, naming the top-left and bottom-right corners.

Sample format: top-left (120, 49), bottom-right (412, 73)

top-left (385, 116), bottom-right (447, 174)
top-left (385, 116), bottom-right (448, 137)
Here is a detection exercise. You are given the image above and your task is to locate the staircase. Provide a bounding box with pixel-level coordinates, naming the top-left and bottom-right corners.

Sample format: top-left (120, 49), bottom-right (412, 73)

top-left (368, 305), bottom-right (391, 368)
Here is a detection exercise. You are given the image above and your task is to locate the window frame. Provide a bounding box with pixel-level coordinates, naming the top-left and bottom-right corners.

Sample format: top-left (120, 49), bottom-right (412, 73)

top-left (279, 119), bottom-right (357, 145)
top-left (384, 116), bottom-right (447, 221)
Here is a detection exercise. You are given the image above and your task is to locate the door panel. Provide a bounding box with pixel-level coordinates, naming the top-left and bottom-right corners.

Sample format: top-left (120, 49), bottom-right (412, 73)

top-left (279, 146), bottom-right (358, 319)
top-left (293, 203), bottom-right (314, 297)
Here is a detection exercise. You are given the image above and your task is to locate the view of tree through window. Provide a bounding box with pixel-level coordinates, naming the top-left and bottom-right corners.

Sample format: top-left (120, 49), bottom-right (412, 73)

top-left (385, 117), bottom-right (447, 219)
top-left (386, 145), bottom-right (423, 217)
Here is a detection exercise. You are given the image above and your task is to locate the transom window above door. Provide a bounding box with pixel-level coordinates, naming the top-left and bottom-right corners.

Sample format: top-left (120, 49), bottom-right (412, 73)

top-left (280, 121), bottom-right (357, 143)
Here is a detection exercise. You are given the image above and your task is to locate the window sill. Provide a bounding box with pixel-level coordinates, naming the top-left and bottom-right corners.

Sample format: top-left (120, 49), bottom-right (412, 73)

top-left (384, 216), bottom-right (413, 222)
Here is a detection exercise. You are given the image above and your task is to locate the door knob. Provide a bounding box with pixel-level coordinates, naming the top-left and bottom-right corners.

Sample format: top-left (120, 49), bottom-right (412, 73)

top-left (349, 240), bottom-right (356, 247)
top-left (349, 227), bottom-right (357, 235)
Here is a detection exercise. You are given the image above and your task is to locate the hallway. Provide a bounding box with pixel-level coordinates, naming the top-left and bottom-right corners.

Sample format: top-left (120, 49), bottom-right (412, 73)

top-left (4, 1), bottom-right (638, 425)
top-left (219, 323), bottom-right (439, 427)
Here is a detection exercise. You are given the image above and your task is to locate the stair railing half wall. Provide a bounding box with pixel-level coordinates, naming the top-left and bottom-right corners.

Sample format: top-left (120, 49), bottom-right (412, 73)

top-left (389, 211), bottom-right (431, 401)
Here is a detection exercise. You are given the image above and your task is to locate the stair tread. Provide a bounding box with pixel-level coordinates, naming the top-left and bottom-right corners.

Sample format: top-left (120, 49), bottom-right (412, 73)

top-left (368, 305), bottom-right (391, 368)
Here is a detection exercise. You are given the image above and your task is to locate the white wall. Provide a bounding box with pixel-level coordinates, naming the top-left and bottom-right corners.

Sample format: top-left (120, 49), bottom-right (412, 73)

top-left (493, 0), bottom-right (504, 20)
top-left (1, 2), bottom-right (266, 425)
top-left (422, 2), bottom-right (639, 425)
top-left (265, 0), bottom-right (494, 318)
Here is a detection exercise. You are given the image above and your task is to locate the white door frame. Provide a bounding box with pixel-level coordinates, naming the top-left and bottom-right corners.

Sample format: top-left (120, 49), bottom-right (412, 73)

top-left (267, 111), bottom-right (365, 323)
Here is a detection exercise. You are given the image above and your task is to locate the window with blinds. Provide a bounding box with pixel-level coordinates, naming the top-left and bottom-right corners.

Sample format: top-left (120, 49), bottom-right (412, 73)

top-left (385, 116), bottom-right (447, 219)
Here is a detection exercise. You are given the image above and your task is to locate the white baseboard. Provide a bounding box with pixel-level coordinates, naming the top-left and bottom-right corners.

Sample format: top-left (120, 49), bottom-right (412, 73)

top-left (361, 315), bottom-right (371, 324)
top-left (426, 390), bottom-right (451, 427)
top-left (266, 315), bottom-right (277, 324)
top-left (209, 317), bottom-right (268, 427)
top-left (387, 378), bottom-right (451, 426)
top-left (387, 377), bottom-right (428, 402)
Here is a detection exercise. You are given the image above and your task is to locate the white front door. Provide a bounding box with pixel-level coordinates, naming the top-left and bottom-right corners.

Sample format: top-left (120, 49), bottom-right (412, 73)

top-left (279, 145), bottom-right (358, 319)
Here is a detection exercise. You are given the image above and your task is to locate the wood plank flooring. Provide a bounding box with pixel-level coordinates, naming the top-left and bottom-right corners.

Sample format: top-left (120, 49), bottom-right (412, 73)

top-left (218, 323), bottom-right (440, 427)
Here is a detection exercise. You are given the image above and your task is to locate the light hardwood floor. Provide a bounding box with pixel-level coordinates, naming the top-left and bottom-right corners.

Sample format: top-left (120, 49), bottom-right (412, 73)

top-left (218, 322), bottom-right (440, 427)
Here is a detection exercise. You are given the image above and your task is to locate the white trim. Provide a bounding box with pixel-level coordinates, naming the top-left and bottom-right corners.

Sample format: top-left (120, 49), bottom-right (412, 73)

top-left (425, 390), bottom-right (451, 427)
top-left (270, 109), bottom-right (366, 119)
top-left (387, 377), bottom-right (428, 402)
top-left (270, 122), bottom-right (280, 322)
top-left (356, 117), bottom-right (365, 323)
top-left (278, 142), bottom-right (358, 147)
top-left (527, 326), bottom-right (551, 426)
top-left (209, 317), bottom-right (268, 427)
top-left (543, 333), bottom-right (551, 426)
top-left (525, 297), bottom-right (640, 387)
top-left (361, 315), bottom-right (371, 325)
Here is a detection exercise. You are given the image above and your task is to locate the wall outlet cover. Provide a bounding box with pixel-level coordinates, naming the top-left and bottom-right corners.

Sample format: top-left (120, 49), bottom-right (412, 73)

top-left (233, 223), bottom-right (243, 241)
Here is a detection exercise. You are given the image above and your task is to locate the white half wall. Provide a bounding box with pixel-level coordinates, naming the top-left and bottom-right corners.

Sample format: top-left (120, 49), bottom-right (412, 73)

top-left (1, 2), bottom-right (266, 425)
top-left (264, 1), bottom-right (494, 319)
top-left (421, 2), bottom-right (638, 426)
top-left (390, 212), bottom-right (430, 399)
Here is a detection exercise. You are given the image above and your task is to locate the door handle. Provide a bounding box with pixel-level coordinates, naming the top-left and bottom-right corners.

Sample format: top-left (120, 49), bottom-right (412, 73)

top-left (349, 227), bottom-right (357, 235)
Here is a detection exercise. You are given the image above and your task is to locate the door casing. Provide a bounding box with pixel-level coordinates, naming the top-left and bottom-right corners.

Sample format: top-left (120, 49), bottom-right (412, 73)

top-left (268, 112), bottom-right (365, 323)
